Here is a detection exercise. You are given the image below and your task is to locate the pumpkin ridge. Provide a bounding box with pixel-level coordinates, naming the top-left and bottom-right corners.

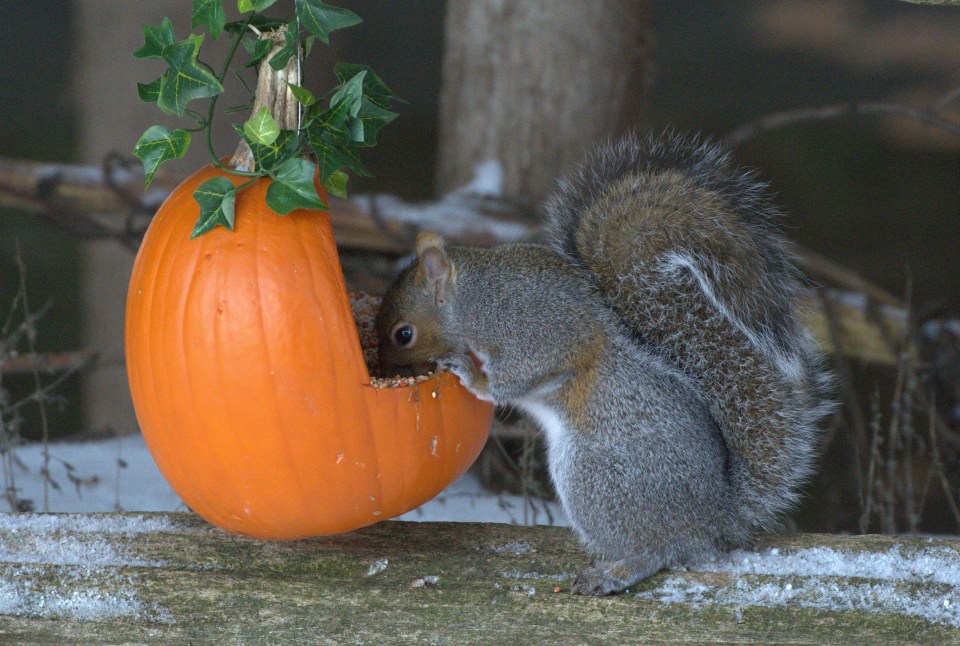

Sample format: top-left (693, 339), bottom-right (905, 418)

top-left (127, 211), bottom-right (175, 494)
top-left (249, 213), bottom-right (316, 525)
top-left (207, 222), bottom-right (253, 526)
top-left (287, 222), bottom-right (349, 517)
top-left (176, 208), bottom-right (240, 523)
top-left (140, 188), bottom-right (219, 519)
top-left (155, 201), bottom-right (214, 511)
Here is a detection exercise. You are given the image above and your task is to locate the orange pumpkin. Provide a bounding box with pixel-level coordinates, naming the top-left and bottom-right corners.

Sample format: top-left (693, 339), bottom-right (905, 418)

top-left (125, 164), bottom-right (494, 540)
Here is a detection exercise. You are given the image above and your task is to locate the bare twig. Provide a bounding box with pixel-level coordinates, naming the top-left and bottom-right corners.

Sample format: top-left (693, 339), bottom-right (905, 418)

top-left (818, 288), bottom-right (867, 510)
top-left (723, 101), bottom-right (960, 149)
top-left (793, 245), bottom-right (903, 309)
top-left (0, 252), bottom-right (94, 512)
top-left (1, 347), bottom-right (97, 376)
top-left (928, 399), bottom-right (960, 529)
top-left (860, 388), bottom-right (884, 533)
top-left (934, 83), bottom-right (960, 112)
top-left (14, 244), bottom-right (51, 511)
top-left (883, 345), bottom-right (907, 533)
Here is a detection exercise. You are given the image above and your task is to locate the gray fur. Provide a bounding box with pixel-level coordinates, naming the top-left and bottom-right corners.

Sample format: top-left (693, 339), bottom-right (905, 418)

top-left (544, 130), bottom-right (833, 532)
top-left (376, 131), bottom-right (833, 595)
top-left (429, 245), bottom-right (750, 593)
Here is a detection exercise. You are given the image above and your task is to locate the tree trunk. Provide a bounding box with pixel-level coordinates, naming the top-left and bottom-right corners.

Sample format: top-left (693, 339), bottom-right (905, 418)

top-left (436, 0), bottom-right (652, 207)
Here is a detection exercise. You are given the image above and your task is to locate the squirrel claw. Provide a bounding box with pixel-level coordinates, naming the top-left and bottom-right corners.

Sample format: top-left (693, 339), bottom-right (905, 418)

top-left (433, 352), bottom-right (476, 386)
top-left (571, 558), bottom-right (655, 596)
top-left (571, 567), bottom-right (629, 596)
top-left (433, 352), bottom-right (492, 400)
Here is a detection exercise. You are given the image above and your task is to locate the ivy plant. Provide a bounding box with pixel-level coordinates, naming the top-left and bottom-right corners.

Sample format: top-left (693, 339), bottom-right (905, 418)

top-left (132, 0), bottom-right (399, 237)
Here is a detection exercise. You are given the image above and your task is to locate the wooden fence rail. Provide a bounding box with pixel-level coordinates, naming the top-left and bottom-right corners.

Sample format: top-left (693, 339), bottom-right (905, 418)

top-left (0, 513), bottom-right (958, 644)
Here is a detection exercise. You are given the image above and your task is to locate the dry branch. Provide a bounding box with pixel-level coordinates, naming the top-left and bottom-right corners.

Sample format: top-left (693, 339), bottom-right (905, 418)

top-left (0, 347), bottom-right (97, 376)
top-left (0, 156), bottom-right (538, 254)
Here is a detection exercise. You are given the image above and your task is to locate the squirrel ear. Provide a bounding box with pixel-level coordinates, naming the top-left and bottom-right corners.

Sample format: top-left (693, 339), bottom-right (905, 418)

top-left (415, 231), bottom-right (446, 257)
top-left (415, 233), bottom-right (455, 306)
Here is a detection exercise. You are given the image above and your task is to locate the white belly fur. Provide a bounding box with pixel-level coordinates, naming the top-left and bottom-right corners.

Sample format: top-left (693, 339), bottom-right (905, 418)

top-left (513, 398), bottom-right (576, 516)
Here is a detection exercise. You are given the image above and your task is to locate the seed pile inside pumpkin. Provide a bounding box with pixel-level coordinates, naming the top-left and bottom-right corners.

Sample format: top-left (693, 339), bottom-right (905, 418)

top-left (349, 291), bottom-right (435, 388)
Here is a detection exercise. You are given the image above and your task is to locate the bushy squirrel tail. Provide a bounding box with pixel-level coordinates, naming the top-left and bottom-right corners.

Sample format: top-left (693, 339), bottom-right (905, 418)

top-left (545, 130), bottom-right (833, 529)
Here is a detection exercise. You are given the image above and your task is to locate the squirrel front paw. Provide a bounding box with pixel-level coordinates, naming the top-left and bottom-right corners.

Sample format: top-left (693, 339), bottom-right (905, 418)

top-left (433, 352), bottom-right (490, 398)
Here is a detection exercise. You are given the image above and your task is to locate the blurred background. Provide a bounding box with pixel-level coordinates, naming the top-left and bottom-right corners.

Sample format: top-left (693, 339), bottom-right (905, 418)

top-left (1, 0), bottom-right (958, 532)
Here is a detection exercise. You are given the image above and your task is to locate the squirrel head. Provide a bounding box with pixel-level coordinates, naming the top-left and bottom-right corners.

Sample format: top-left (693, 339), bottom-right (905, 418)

top-left (376, 232), bottom-right (459, 377)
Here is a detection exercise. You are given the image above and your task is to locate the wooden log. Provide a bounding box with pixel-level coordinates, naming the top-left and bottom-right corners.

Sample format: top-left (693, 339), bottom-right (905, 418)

top-left (0, 513), bottom-right (958, 643)
top-left (803, 289), bottom-right (907, 366)
top-left (0, 156), bottom-right (539, 253)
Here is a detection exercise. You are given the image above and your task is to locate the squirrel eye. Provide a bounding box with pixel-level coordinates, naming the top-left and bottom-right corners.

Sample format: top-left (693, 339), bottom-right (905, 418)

top-left (392, 323), bottom-right (416, 348)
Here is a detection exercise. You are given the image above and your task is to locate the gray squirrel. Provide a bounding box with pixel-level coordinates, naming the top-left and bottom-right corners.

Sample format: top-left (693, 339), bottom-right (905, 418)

top-left (375, 131), bottom-right (833, 595)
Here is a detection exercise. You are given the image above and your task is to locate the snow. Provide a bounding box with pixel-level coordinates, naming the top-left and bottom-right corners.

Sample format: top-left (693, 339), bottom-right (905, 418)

top-left (4, 433), bottom-right (567, 525)
top-left (0, 567), bottom-right (166, 622)
top-left (0, 479), bottom-right (181, 622)
top-left (700, 545), bottom-right (960, 587)
top-left (351, 159), bottom-right (533, 243)
top-left (8, 434), bottom-right (183, 513)
top-left (456, 159), bottom-right (504, 196)
top-left (0, 513), bottom-right (177, 569)
top-left (637, 545), bottom-right (960, 627)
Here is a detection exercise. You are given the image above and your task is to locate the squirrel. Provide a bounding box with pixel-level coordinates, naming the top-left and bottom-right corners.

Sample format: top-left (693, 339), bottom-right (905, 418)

top-left (375, 131), bottom-right (833, 596)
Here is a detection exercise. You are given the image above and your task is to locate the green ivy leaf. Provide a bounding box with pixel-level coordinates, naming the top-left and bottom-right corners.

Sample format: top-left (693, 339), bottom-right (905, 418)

top-left (325, 169), bottom-right (348, 199)
top-left (241, 37), bottom-right (273, 68)
top-left (307, 126), bottom-right (369, 184)
top-left (356, 102), bottom-right (397, 147)
top-left (133, 18), bottom-right (175, 59)
top-left (295, 0), bottom-right (362, 44)
top-left (352, 100), bottom-right (397, 147)
top-left (192, 0), bottom-right (226, 38)
top-left (137, 78), bottom-right (162, 103)
top-left (243, 107), bottom-right (280, 145)
top-left (333, 63), bottom-right (399, 109)
top-left (265, 158), bottom-right (327, 214)
top-left (267, 46), bottom-right (296, 71)
top-left (191, 177), bottom-right (237, 237)
top-left (330, 70), bottom-right (365, 118)
top-left (157, 34), bottom-right (225, 116)
top-left (307, 95), bottom-right (354, 139)
top-left (331, 64), bottom-right (399, 146)
top-left (238, 0), bottom-right (278, 12)
top-left (251, 131), bottom-right (298, 172)
top-left (232, 124), bottom-right (298, 173)
top-left (347, 117), bottom-right (364, 143)
top-left (133, 126), bottom-right (191, 189)
top-left (286, 82), bottom-right (316, 107)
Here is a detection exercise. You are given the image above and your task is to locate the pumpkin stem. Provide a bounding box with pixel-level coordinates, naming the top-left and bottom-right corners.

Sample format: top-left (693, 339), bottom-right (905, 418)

top-left (230, 27), bottom-right (301, 172)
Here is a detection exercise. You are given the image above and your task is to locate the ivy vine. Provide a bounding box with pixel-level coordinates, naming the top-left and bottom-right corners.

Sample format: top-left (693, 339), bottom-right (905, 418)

top-left (132, 0), bottom-right (399, 237)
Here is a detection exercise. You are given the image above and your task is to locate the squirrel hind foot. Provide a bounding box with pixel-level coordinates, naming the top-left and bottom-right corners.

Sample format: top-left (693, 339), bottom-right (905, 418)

top-left (571, 557), bottom-right (661, 596)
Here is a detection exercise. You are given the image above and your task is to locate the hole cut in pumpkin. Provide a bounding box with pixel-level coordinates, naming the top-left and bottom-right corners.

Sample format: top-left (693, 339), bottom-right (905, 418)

top-left (349, 291), bottom-right (437, 388)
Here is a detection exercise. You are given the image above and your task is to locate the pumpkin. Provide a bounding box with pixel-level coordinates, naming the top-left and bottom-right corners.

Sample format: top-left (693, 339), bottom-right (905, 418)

top-left (125, 164), bottom-right (494, 540)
